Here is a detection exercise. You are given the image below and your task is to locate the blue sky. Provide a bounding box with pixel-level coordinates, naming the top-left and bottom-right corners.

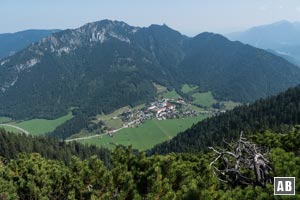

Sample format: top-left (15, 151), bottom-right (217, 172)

top-left (1, 0), bottom-right (300, 35)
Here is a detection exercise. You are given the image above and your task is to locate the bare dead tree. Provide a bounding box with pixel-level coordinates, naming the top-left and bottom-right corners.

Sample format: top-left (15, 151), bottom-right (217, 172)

top-left (209, 131), bottom-right (272, 187)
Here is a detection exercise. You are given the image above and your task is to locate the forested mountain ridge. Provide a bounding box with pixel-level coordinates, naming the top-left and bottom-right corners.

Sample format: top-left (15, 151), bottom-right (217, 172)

top-left (180, 32), bottom-right (300, 101)
top-left (0, 20), bottom-right (187, 120)
top-left (150, 85), bottom-right (300, 154)
top-left (1, 20), bottom-right (300, 139)
top-left (0, 29), bottom-right (59, 59)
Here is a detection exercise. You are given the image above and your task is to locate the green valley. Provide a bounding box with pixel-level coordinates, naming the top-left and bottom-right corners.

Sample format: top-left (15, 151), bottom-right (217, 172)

top-left (67, 83), bottom-right (241, 150)
top-left (80, 114), bottom-right (206, 150)
top-left (0, 111), bottom-right (73, 135)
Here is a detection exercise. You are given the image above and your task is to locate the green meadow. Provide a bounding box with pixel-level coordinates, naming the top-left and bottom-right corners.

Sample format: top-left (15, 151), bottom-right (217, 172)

top-left (153, 83), bottom-right (181, 99)
top-left (192, 91), bottom-right (217, 107)
top-left (0, 117), bottom-right (12, 123)
top-left (80, 114), bottom-right (206, 150)
top-left (153, 83), bottom-right (168, 94)
top-left (0, 125), bottom-right (23, 134)
top-left (94, 106), bottom-right (131, 130)
top-left (162, 89), bottom-right (181, 99)
top-left (181, 84), bottom-right (199, 94)
top-left (221, 101), bottom-right (242, 110)
top-left (0, 111), bottom-right (73, 135)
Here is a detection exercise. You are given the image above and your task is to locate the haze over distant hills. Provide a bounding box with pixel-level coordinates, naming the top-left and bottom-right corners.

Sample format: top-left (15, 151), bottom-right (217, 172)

top-left (1, 19), bottom-right (300, 139)
top-left (0, 29), bottom-right (60, 59)
top-left (227, 20), bottom-right (300, 66)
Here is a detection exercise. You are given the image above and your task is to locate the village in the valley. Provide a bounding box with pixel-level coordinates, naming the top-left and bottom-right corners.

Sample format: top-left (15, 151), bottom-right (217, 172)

top-left (104, 97), bottom-right (227, 136)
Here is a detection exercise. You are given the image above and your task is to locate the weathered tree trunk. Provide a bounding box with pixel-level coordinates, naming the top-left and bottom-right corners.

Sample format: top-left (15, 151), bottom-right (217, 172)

top-left (209, 131), bottom-right (272, 187)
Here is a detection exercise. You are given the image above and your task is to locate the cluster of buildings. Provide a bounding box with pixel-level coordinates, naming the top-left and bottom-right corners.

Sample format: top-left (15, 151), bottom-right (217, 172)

top-left (147, 99), bottom-right (177, 120)
top-left (104, 98), bottom-right (229, 135)
top-left (119, 98), bottom-right (184, 127)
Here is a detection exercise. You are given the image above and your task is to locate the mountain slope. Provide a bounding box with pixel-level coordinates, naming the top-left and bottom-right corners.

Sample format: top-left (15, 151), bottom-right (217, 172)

top-left (227, 20), bottom-right (300, 66)
top-left (1, 20), bottom-right (300, 139)
top-left (150, 85), bottom-right (300, 154)
top-left (0, 29), bottom-right (60, 59)
top-left (180, 32), bottom-right (300, 101)
top-left (0, 20), bottom-right (186, 120)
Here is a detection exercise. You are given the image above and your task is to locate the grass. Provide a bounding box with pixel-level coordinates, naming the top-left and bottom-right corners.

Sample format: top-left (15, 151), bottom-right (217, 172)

top-left (153, 83), bottom-right (167, 94)
top-left (192, 92), bottom-right (216, 107)
top-left (68, 130), bottom-right (98, 139)
top-left (0, 117), bottom-right (12, 123)
top-left (5, 111), bottom-right (74, 135)
top-left (0, 125), bottom-right (23, 134)
top-left (221, 101), bottom-right (242, 110)
top-left (80, 114), bottom-right (206, 150)
top-left (184, 104), bottom-right (205, 112)
top-left (132, 104), bottom-right (145, 110)
top-left (104, 118), bottom-right (123, 129)
top-left (162, 89), bottom-right (181, 99)
top-left (181, 84), bottom-right (198, 94)
top-left (94, 106), bottom-right (130, 129)
top-left (153, 83), bottom-right (181, 99)
top-left (96, 106), bottom-right (130, 121)
top-left (93, 105), bottom-right (146, 130)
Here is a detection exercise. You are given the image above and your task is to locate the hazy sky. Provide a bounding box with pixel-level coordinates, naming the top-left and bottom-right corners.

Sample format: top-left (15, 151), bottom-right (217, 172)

top-left (1, 0), bottom-right (300, 35)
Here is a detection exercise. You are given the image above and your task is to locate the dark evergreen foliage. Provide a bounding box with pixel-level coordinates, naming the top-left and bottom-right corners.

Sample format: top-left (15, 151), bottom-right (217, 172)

top-left (0, 128), bottom-right (111, 166)
top-left (150, 86), bottom-right (300, 154)
top-left (1, 129), bottom-right (300, 199)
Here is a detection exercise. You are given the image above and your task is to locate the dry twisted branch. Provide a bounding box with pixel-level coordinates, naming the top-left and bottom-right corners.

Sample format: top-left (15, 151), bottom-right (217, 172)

top-left (209, 131), bottom-right (272, 187)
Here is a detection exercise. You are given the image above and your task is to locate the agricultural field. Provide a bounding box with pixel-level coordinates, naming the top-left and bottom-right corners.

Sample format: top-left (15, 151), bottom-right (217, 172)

top-left (0, 111), bottom-right (73, 135)
top-left (183, 104), bottom-right (204, 112)
top-left (80, 114), bottom-right (206, 150)
top-left (0, 117), bottom-right (12, 123)
top-left (0, 125), bottom-right (23, 134)
top-left (154, 83), bottom-right (181, 99)
top-left (181, 84), bottom-right (199, 94)
top-left (93, 106), bottom-right (132, 130)
top-left (192, 91), bottom-right (217, 107)
top-left (162, 89), bottom-right (181, 99)
top-left (94, 106), bottom-right (130, 121)
top-left (153, 83), bottom-right (167, 94)
top-left (221, 101), bottom-right (242, 110)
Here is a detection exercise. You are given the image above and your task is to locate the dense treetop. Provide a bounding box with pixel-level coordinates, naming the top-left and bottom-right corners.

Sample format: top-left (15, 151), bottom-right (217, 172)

top-left (0, 128), bottom-right (111, 166)
top-left (1, 128), bottom-right (300, 199)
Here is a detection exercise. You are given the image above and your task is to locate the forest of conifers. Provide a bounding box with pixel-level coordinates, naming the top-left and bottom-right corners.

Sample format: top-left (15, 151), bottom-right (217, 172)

top-left (0, 128), bottom-right (300, 199)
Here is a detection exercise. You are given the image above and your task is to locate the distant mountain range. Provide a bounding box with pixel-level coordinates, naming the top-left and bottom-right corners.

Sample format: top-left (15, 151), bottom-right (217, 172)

top-left (1, 19), bottom-right (300, 138)
top-left (0, 29), bottom-right (60, 59)
top-left (227, 20), bottom-right (300, 66)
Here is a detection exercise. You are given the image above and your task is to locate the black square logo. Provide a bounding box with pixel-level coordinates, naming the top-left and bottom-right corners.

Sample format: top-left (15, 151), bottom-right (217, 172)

top-left (274, 177), bottom-right (295, 195)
